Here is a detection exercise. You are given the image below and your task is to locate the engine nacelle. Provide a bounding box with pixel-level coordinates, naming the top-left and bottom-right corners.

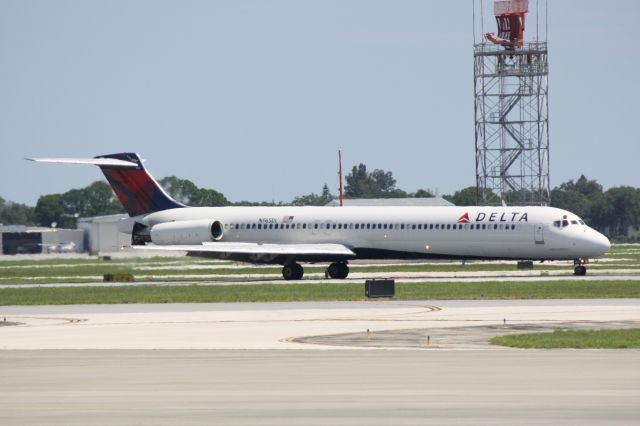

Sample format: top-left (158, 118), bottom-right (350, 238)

top-left (150, 219), bottom-right (224, 245)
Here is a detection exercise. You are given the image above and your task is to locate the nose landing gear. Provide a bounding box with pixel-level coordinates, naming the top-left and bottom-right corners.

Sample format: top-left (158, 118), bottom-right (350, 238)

top-left (573, 259), bottom-right (588, 276)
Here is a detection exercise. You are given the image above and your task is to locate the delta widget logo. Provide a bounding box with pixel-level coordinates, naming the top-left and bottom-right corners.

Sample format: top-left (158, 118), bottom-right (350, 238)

top-left (457, 212), bottom-right (470, 223)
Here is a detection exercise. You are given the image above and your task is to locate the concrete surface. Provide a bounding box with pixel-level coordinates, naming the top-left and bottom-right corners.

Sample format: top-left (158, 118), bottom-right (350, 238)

top-left (1, 350), bottom-right (639, 426)
top-left (1, 300), bottom-right (639, 425)
top-left (2, 299), bottom-right (639, 350)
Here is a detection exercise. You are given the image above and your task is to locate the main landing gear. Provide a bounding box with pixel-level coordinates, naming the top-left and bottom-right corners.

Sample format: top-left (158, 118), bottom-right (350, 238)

top-left (326, 262), bottom-right (349, 279)
top-left (573, 259), bottom-right (588, 276)
top-left (281, 261), bottom-right (350, 280)
top-left (282, 263), bottom-right (304, 280)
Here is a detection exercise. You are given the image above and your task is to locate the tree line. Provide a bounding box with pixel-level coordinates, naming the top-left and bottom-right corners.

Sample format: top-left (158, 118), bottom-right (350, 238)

top-left (2, 165), bottom-right (638, 239)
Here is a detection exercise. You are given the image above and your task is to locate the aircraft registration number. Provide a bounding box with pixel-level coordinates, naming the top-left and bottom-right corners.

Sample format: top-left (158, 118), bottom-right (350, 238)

top-left (258, 218), bottom-right (278, 224)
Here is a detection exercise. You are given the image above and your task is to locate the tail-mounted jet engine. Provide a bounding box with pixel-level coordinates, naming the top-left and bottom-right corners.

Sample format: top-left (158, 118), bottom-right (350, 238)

top-left (150, 220), bottom-right (224, 245)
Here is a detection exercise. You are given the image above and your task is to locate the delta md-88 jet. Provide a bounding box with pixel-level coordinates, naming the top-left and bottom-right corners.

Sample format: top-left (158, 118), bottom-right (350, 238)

top-left (29, 153), bottom-right (611, 279)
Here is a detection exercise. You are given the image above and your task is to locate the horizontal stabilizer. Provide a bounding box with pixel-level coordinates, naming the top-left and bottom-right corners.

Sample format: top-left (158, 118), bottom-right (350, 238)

top-left (26, 157), bottom-right (138, 167)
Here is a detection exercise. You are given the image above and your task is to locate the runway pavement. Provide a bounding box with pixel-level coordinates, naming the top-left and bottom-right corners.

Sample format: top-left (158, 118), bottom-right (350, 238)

top-left (1, 349), bottom-right (639, 426)
top-left (2, 299), bottom-right (639, 425)
top-left (2, 299), bottom-right (639, 350)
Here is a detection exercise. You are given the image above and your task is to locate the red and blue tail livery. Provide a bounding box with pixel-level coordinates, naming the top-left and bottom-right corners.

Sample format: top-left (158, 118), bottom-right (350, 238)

top-left (27, 152), bottom-right (184, 217)
top-left (93, 153), bottom-right (184, 217)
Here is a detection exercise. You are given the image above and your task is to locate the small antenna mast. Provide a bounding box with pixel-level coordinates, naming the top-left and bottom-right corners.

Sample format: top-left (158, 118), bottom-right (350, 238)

top-left (473, 0), bottom-right (476, 44)
top-left (338, 150), bottom-right (344, 207)
top-left (480, 0), bottom-right (484, 41)
top-left (536, 0), bottom-right (539, 41)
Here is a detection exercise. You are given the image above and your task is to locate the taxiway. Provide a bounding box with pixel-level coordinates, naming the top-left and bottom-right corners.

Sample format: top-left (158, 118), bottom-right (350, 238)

top-left (2, 299), bottom-right (639, 425)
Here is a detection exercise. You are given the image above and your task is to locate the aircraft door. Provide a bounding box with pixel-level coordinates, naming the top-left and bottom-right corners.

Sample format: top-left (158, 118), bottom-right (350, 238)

top-left (534, 224), bottom-right (544, 244)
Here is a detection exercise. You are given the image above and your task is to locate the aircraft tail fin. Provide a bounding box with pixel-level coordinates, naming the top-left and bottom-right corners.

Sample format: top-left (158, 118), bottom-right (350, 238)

top-left (28, 153), bottom-right (185, 217)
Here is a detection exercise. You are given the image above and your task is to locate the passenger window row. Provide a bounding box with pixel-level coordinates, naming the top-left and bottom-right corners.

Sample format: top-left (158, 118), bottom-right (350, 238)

top-left (223, 223), bottom-right (519, 231)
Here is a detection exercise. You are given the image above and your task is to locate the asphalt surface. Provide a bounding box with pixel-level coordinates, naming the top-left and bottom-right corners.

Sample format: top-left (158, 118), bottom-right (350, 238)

top-left (1, 350), bottom-right (639, 426)
top-left (2, 299), bottom-right (640, 350)
top-left (2, 299), bottom-right (639, 425)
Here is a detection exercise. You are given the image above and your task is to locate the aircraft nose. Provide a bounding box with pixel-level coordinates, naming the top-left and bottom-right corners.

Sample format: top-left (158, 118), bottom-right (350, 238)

top-left (592, 231), bottom-right (611, 255)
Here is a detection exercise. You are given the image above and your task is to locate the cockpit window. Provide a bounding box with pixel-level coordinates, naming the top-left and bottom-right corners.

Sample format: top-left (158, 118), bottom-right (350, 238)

top-left (571, 220), bottom-right (578, 225)
top-left (554, 220), bottom-right (572, 228)
top-left (579, 220), bottom-right (585, 225)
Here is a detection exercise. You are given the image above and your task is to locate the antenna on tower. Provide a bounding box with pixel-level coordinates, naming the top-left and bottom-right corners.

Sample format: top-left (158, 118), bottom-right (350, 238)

top-left (338, 150), bottom-right (344, 207)
top-left (484, 0), bottom-right (528, 49)
top-left (473, 0), bottom-right (550, 206)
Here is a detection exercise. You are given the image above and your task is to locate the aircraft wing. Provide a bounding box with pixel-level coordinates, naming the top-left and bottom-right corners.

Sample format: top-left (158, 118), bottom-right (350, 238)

top-left (132, 242), bottom-right (355, 263)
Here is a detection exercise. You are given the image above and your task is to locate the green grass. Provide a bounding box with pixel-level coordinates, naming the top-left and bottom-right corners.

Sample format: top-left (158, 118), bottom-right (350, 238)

top-left (0, 263), bottom-right (598, 282)
top-left (0, 256), bottom-right (219, 267)
top-left (491, 328), bottom-right (640, 349)
top-left (2, 259), bottom-right (639, 285)
top-left (0, 243), bottom-right (639, 284)
top-left (1, 280), bottom-right (639, 305)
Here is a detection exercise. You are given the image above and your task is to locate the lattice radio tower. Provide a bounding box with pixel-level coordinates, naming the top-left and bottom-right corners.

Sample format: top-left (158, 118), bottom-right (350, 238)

top-left (473, 0), bottom-right (550, 206)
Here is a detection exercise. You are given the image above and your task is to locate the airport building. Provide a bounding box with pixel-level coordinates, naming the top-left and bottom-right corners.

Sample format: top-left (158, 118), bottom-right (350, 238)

top-left (0, 225), bottom-right (84, 255)
top-left (77, 214), bottom-right (131, 254)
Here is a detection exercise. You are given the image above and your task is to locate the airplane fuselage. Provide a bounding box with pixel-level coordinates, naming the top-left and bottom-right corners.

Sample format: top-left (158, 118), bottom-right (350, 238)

top-left (30, 152), bottom-right (611, 278)
top-left (138, 205), bottom-right (610, 262)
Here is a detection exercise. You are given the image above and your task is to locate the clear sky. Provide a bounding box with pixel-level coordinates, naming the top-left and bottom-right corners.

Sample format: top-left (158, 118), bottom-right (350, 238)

top-left (1, 0), bottom-right (638, 205)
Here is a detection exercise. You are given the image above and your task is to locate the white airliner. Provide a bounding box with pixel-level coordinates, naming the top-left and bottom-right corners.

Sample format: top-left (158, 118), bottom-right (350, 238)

top-left (39, 241), bottom-right (77, 254)
top-left (29, 153), bottom-right (610, 279)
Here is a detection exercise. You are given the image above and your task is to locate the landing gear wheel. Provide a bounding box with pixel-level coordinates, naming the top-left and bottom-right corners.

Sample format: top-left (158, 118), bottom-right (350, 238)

top-left (282, 263), bottom-right (304, 280)
top-left (574, 265), bottom-right (587, 276)
top-left (327, 262), bottom-right (349, 279)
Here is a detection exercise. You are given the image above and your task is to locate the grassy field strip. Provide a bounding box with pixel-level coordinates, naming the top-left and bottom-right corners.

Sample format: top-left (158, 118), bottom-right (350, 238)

top-left (1, 280), bottom-right (639, 305)
top-left (0, 259), bottom-right (573, 268)
top-left (0, 263), bottom-right (272, 271)
top-left (593, 258), bottom-right (635, 262)
top-left (0, 262), bottom-right (615, 272)
top-left (133, 260), bottom-right (629, 269)
top-left (131, 264), bottom-right (307, 271)
top-left (2, 263), bottom-right (638, 279)
top-left (587, 265), bottom-right (640, 269)
top-left (0, 260), bottom-right (234, 269)
top-left (0, 244), bottom-right (637, 285)
top-left (491, 329), bottom-right (640, 349)
top-left (2, 270), bottom-right (639, 285)
top-left (0, 276), bottom-right (104, 282)
top-left (0, 257), bottom-right (232, 265)
top-left (2, 263), bottom-right (640, 278)
top-left (0, 269), bottom-right (573, 280)
top-left (1, 250), bottom-right (634, 268)
top-left (0, 274), bottom-right (277, 282)
top-left (2, 263), bottom-right (582, 272)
